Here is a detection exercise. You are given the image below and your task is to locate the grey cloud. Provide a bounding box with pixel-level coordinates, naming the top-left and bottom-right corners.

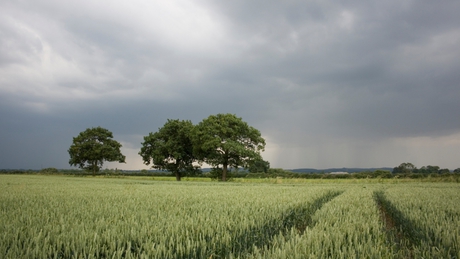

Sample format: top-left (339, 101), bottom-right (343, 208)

top-left (1, 0), bottom-right (460, 169)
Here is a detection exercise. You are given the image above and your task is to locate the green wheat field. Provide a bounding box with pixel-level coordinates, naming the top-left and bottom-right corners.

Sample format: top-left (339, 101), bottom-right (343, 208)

top-left (1, 175), bottom-right (459, 258)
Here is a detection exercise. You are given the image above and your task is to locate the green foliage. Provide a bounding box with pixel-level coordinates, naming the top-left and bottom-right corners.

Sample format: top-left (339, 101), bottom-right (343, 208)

top-left (394, 163), bottom-right (452, 175)
top-left (207, 167), bottom-right (230, 181)
top-left (248, 159), bottom-right (270, 173)
top-left (373, 170), bottom-right (393, 178)
top-left (68, 127), bottom-right (126, 175)
top-left (416, 165), bottom-right (440, 174)
top-left (438, 168), bottom-right (450, 174)
top-left (193, 113), bottom-right (266, 181)
top-left (139, 119), bottom-right (199, 181)
top-left (0, 169), bottom-right (38, 175)
top-left (392, 162), bottom-right (417, 174)
top-left (39, 167), bottom-right (59, 174)
top-left (267, 168), bottom-right (290, 175)
top-left (349, 170), bottom-right (392, 179)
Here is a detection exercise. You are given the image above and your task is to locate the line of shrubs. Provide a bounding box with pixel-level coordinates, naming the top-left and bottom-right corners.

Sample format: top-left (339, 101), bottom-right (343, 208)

top-left (1, 167), bottom-right (459, 181)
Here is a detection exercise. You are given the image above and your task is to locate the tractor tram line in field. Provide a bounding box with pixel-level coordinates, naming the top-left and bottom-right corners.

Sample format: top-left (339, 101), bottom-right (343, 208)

top-left (176, 190), bottom-right (344, 258)
top-left (375, 187), bottom-right (460, 259)
top-left (219, 191), bottom-right (343, 258)
top-left (374, 191), bottom-right (421, 258)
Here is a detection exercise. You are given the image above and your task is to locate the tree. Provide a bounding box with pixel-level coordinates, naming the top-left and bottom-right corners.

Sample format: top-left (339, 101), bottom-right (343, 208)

top-left (193, 113), bottom-right (266, 181)
top-left (40, 167), bottom-right (59, 174)
top-left (392, 162), bottom-right (416, 174)
top-left (68, 127), bottom-right (126, 175)
top-left (454, 168), bottom-right (460, 174)
top-left (418, 165), bottom-right (440, 174)
top-left (248, 159), bottom-right (270, 173)
top-left (139, 119), bottom-right (198, 181)
top-left (438, 168), bottom-right (450, 174)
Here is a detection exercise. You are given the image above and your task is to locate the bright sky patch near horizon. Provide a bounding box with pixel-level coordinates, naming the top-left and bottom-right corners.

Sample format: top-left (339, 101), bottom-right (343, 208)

top-left (1, 0), bottom-right (459, 170)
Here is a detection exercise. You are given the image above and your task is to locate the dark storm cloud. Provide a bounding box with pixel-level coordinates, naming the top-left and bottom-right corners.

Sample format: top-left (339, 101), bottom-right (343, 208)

top-left (207, 0), bottom-right (460, 133)
top-left (1, 0), bottom-right (460, 169)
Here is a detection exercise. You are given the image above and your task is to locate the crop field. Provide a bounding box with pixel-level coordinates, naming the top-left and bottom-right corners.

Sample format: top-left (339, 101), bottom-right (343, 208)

top-left (1, 175), bottom-right (459, 258)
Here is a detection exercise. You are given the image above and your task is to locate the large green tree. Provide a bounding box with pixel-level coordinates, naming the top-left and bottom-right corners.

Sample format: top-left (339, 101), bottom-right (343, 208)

top-left (193, 113), bottom-right (266, 181)
top-left (139, 119), bottom-right (198, 181)
top-left (68, 127), bottom-right (126, 175)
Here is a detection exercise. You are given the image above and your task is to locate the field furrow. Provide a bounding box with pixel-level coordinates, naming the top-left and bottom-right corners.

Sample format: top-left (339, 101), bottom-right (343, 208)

top-left (223, 190), bottom-right (343, 258)
top-left (248, 186), bottom-right (394, 258)
top-left (382, 184), bottom-right (460, 258)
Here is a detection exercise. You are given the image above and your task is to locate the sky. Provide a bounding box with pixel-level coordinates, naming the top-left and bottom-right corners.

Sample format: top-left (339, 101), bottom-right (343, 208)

top-left (1, 0), bottom-right (460, 170)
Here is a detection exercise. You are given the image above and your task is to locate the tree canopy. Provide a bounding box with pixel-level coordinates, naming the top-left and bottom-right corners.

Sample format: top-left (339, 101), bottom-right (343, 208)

top-left (392, 163), bottom-right (453, 174)
top-left (417, 165), bottom-right (440, 174)
top-left (139, 119), bottom-right (198, 181)
top-left (68, 127), bottom-right (126, 175)
top-left (193, 113), bottom-right (266, 181)
top-left (248, 158), bottom-right (270, 173)
top-left (392, 162), bottom-right (416, 174)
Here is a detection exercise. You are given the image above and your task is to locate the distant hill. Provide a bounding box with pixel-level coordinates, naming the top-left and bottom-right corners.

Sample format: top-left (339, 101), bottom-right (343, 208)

top-left (287, 168), bottom-right (393, 173)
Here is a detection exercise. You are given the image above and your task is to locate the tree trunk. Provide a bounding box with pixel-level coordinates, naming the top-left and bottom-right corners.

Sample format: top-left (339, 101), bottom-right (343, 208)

top-left (222, 163), bottom-right (228, 181)
top-left (175, 172), bottom-right (181, 181)
top-left (92, 161), bottom-right (96, 176)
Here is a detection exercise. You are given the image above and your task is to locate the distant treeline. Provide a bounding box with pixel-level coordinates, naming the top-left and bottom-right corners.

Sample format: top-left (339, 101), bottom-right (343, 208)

top-left (0, 168), bottom-right (171, 177)
top-left (1, 167), bottom-right (459, 181)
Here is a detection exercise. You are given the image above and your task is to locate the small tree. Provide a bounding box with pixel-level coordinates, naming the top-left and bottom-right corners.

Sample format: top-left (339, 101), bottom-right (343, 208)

top-left (68, 127), bottom-right (126, 176)
top-left (139, 119), bottom-right (199, 181)
top-left (193, 113), bottom-right (266, 181)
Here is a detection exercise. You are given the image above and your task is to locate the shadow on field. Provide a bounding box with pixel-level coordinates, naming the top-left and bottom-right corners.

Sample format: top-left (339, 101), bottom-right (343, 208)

top-left (207, 190), bottom-right (344, 258)
top-left (374, 191), bottom-right (458, 259)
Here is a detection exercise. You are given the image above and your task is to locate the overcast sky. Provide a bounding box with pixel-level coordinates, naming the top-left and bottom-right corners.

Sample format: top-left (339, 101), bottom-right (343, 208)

top-left (1, 0), bottom-right (460, 170)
